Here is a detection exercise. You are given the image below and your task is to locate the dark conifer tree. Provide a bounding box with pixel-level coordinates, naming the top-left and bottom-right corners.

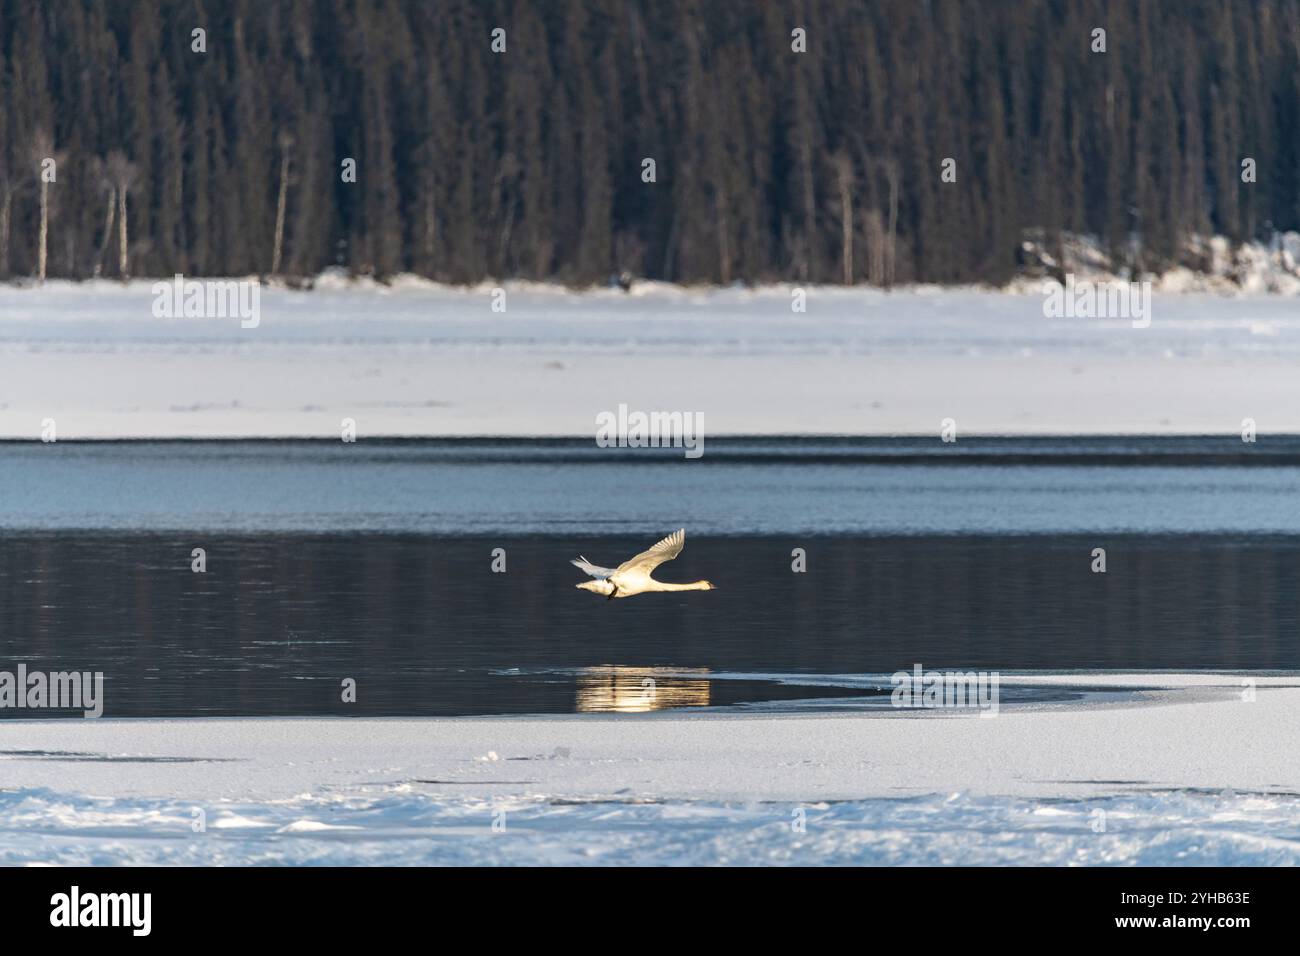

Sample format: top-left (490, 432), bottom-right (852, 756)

top-left (0, 0), bottom-right (1296, 284)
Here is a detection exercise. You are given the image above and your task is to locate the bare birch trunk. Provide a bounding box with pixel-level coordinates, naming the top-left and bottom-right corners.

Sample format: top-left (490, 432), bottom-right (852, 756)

top-left (272, 144), bottom-right (291, 275)
top-left (0, 191), bottom-right (11, 277)
top-left (95, 189), bottom-right (115, 278)
top-left (715, 192), bottom-right (731, 286)
top-left (835, 156), bottom-right (854, 285)
top-left (885, 161), bottom-right (899, 288)
top-left (38, 180), bottom-right (48, 282)
top-left (117, 188), bottom-right (129, 278)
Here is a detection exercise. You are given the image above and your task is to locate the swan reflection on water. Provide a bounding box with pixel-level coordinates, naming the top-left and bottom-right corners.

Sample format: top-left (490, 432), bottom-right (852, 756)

top-left (574, 666), bottom-right (711, 713)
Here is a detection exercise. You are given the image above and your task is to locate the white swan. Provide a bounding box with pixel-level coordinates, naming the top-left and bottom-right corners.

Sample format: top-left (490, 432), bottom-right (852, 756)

top-left (572, 529), bottom-right (715, 600)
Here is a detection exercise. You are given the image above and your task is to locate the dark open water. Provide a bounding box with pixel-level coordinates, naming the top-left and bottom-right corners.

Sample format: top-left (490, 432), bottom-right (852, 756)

top-left (2, 437), bottom-right (1298, 717)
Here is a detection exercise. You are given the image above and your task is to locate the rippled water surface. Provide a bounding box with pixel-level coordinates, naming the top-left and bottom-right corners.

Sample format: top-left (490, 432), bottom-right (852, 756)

top-left (2, 438), bottom-right (1297, 717)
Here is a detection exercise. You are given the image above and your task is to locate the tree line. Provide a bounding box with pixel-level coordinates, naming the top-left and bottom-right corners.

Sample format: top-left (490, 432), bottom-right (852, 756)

top-left (0, 0), bottom-right (1297, 286)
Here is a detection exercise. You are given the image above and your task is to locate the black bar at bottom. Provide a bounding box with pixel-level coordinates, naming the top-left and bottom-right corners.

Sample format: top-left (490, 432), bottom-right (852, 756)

top-left (0, 865), bottom-right (1289, 941)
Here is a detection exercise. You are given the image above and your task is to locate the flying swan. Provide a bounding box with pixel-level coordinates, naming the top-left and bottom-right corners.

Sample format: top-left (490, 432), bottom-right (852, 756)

top-left (572, 529), bottom-right (715, 600)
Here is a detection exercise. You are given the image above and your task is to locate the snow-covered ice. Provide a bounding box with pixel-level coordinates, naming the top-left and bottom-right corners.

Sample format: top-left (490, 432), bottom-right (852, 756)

top-left (4, 280), bottom-right (1300, 438)
top-left (2, 674), bottom-right (1297, 865)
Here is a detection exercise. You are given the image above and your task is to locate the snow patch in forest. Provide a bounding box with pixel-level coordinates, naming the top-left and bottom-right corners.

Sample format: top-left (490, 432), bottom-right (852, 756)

top-left (1014, 231), bottom-right (1300, 296)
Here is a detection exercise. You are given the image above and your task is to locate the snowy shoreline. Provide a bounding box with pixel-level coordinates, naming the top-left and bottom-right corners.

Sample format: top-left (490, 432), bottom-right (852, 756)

top-left (3, 674), bottom-right (1297, 865)
top-left (4, 281), bottom-right (1300, 439)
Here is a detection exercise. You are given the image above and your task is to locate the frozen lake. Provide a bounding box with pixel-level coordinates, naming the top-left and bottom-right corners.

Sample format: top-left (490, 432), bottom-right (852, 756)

top-left (3, 281), bottom-right (1300, 437)
top-left (3, 439), bottom-right (1298, 864)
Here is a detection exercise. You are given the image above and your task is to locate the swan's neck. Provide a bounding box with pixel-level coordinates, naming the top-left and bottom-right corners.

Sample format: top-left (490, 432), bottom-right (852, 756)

top-left (650, 580), bottom-right (713, 592)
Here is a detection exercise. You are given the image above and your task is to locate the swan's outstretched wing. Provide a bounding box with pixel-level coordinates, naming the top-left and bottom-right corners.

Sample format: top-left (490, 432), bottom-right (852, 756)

top-left (616, 529), bottom-right (686, 574)
top-left (571, 556), bottom-right (617, 579)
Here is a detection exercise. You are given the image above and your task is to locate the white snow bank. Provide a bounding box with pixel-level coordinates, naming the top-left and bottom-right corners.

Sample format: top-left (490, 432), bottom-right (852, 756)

top-left (3, 787), bottom-right (1296, 866)
top-left (3, 279), bottom-right (1300, 437)
top-left (1, 674), bottom-right (1297, 865)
